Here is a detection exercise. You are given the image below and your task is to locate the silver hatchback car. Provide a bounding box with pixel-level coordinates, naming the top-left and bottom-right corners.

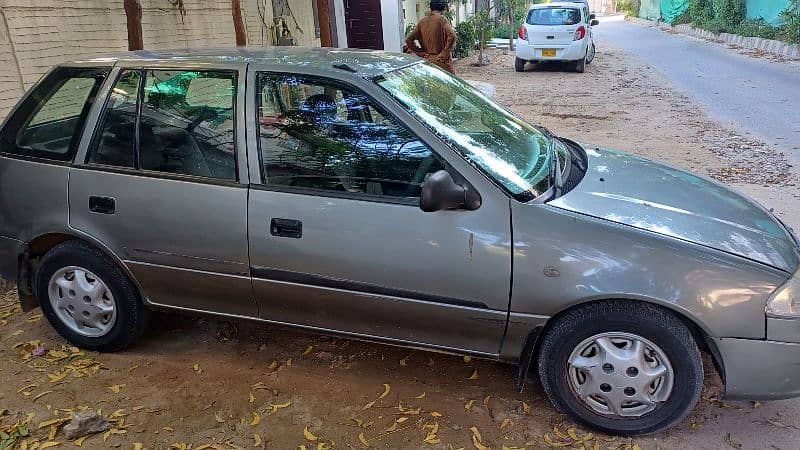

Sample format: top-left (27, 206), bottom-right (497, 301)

top-left (1, 48), bottom-right (799, 435)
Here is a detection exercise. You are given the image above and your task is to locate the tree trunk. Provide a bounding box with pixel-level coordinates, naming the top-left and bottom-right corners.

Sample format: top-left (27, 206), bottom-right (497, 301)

top-left (232, 0), bottom-right (247, 46)
top-left (316, 0), bottom-right (333, 46)
top-left (508, 4), bottom-right (515, 51)
top-left (123, 0), bottom-right (143, 51)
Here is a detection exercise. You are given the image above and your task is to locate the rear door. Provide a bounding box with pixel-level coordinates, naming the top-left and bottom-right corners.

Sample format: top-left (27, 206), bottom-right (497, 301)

top-left (245, 69), bottom-right (511, 355)
top-left (526, 6), bottom-right (582, 45)
top-left (70, 63), bottom-right (256, 316)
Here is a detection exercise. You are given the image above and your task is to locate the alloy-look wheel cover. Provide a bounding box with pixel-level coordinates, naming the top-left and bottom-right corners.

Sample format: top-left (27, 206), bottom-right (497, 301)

top-left (567, 332), bottom-right (674, 418)
top-left (47, 266), bottom-right (117, 337)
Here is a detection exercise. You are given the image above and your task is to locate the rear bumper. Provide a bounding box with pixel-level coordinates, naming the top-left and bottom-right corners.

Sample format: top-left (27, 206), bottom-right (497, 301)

top-left (516, 39), bottom-right (587, 62)
top-left (714, 336), bottom-right (800, 400)
top-left (0, 235), bottom-right (21, 283)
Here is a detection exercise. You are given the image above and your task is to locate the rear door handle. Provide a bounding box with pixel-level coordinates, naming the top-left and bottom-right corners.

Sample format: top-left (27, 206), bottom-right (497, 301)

top-left (270, 218), bottom-right (302, 238)
top-left (89, 196), bottom-right (115, 215)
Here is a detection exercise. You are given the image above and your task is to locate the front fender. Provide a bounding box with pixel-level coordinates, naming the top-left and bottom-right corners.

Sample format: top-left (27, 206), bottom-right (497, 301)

top-left (510, 203), bottom-right (788, 340)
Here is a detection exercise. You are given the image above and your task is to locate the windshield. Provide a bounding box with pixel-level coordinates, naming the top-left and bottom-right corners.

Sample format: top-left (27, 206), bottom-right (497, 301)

top-left (527, 8), bottom-right (582, 26)
top-left (376, 63), bottom-right (553, 201)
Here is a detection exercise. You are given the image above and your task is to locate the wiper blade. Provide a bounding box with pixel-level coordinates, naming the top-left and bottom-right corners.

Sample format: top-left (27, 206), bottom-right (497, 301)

top-left (550, 138), bottom-right (564, 197)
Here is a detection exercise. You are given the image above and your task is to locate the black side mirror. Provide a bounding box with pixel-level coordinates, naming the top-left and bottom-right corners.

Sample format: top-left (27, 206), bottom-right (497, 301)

top-left (420, 170), bottom-right (480, 212)
top-left (590, 19), bottom-right (599, 26)
top-left (589, 13), bottom-right (596, 20)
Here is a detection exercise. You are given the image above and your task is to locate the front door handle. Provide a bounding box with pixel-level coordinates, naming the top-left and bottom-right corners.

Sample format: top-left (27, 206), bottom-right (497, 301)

top-left (89, 196), bottom-right (115, 215)
top-left (270, 218), bottom-right (302, 238)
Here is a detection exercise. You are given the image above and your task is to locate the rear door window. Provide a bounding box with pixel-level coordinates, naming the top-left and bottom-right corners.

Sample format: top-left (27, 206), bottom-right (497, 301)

top-left (85, 69), bottom-right (238, 181)
top-left (0, 67), bottom-right (108, 161)
top-left (527, 8), bottom-right (582, 25)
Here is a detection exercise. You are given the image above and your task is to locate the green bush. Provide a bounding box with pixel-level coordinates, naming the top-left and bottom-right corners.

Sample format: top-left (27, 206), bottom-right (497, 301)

top-left (454, 20), bottom-right (477, 58)
top-left (492, 17), bottom-right (524, 39)
top-left (736, 19), bottom-right (780, 39)
top-left (782, 0), bottom-right (800, 43)
top-left (617, 0), bottom-right (640, 17)
top-left (713, 0), bottom-right (746, 30)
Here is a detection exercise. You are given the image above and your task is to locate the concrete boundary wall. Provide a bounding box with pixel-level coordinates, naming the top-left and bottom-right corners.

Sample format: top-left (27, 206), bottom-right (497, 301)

top-left (0, 0), bottom-right (319, 121)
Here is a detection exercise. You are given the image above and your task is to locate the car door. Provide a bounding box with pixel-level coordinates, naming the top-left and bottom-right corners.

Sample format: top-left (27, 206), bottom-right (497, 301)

top-left (69, 64), bottom-right (256, 317)
top-left (245, 70), bottom-right (512, 356)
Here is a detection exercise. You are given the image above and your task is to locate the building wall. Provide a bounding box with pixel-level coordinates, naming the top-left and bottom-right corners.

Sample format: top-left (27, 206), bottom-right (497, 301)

top-left (0, 0), bottom-right (319, 120)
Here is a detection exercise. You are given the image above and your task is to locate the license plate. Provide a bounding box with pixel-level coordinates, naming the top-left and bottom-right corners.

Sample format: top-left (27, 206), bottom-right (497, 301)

top-left (542, 49), bottom-right (557, 57)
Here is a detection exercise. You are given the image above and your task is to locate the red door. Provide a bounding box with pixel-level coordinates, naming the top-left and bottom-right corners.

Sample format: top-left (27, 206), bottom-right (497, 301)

top-left (345, 0), bottom-right (384, 49)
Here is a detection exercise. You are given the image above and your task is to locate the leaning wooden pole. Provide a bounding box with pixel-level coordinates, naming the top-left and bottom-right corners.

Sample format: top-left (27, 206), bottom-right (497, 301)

top-left (232, 0), bottom-right (247, 46)
top-left (124, 0), bottom-right (143, 51)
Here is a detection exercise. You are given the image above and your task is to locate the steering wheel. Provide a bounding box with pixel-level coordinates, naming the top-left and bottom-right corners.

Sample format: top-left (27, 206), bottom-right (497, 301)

top-left (186, 106), bottom-right (219, 133)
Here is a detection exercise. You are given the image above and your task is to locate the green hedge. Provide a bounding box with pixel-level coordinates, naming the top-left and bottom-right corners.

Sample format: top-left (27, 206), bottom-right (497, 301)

top-left (677, 0), bottom-right (799, 42)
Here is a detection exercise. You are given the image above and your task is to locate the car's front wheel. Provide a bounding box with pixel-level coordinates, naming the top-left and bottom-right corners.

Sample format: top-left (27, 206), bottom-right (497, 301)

top-left (36, 241), bottom-right (149, 352)
top-left (537, 301), bottom-right (703, 435)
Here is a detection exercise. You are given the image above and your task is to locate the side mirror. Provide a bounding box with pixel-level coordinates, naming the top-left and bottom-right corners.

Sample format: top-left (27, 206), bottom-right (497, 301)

top-left (589, 13), bottom-right (596, 20)
top-left (420, 170), bottom-right (480, 212)
top-left (590, 19), bottom-right (599, 26)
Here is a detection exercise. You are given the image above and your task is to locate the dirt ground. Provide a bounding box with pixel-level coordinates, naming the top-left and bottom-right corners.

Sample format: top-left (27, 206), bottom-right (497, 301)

top-left (2, 43), bottom-right (800, 450)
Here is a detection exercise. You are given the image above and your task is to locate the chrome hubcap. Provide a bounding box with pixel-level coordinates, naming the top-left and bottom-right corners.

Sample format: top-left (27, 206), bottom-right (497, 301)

top-left (567, 332), bottom-right (673, 418)
top-left (47, 266), bottom-right (116, 337)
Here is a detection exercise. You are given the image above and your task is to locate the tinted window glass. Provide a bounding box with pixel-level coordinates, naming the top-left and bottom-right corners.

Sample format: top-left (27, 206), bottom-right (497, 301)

top-left (87, 70), bottom-right (140, 167)
top-left (527, 8), bottom-right (582, 25)
top-left (0, 67), bottom-right (108, 161)
top-left (139, 70), bottom-right (237, 180)
top-left (257, 74), bottom-right (444, 200)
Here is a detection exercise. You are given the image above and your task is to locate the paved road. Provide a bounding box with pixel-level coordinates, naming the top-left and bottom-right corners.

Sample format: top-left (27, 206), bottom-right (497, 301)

top-left (594, 16), bottom-right (800, 165)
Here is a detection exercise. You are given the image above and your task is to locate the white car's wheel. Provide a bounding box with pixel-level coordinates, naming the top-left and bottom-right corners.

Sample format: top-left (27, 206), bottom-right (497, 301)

top-left (587, 43), bottom-right (596, 64)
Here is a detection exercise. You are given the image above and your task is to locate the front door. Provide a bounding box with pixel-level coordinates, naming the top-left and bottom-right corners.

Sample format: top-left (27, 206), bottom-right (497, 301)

top-left (345, 0), bottom-right (384, 49)
top-left (246, 71), bottom-right (511, 355)
top-left (70, 65), bottom-right (255, 316)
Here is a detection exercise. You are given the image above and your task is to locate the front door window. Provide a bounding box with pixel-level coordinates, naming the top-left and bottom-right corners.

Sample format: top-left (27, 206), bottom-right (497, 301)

top-left (256, 73), bottom-right (444, 201)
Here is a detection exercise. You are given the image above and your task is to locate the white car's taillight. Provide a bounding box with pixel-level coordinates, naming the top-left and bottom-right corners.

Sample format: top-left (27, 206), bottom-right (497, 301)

top-left (573, 25), bottom-right (586, 41)
top-left (518, 25), bottom-right (528, 41)
top-left (766, 269), bottom-right (800, 319)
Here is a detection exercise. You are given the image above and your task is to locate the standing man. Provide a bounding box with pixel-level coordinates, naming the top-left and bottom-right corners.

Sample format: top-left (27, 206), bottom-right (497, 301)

top-left (405, 0), bottom-right (457, 73)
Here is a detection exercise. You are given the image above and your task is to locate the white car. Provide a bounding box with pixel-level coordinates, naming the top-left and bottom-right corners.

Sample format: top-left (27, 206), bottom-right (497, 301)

top-left (515, 1), bottom-right (598, 73)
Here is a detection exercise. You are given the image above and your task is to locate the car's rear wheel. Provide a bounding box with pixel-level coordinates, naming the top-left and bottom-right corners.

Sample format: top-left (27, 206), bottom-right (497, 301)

top-left (515, 57), bottom-right (527, 72)
top-left (36, 241), bottom-right (149, 352)
top-left (574, 53), bottom-right (586, 73)
top-left (537, 301), bottom-right (703, 435)
top-left (587, 43), bottom-right (596, 64)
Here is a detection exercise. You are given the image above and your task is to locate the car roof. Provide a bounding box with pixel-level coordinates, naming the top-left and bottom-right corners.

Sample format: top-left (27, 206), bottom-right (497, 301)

top-left (68, 47), bottom-right (421, 78)
top-left (529, 1), bottom-right (586, 9)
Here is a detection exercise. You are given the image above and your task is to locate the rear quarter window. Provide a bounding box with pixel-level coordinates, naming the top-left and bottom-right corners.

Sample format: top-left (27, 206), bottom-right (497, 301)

top-left (527, 8), bottom-right (582, 26)
top-left (0, 67), bottom-right (108, 162)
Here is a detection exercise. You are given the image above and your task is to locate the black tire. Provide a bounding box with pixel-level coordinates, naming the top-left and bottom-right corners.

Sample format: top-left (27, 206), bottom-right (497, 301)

top-left (574, 54), bottom-right (586, 73)
top-left (537, 301), bottom-right (703, 436)
top-left (515, 57), bottom-right (526, 72)
top-left (35, 240), bottom-right (149, 352)
top-left (587, 43), bottom-right (596, 64)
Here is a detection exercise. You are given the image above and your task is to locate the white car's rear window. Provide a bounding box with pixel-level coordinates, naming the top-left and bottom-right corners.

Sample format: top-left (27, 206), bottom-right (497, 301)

top-left (527, 8), bottom-right (582, 26)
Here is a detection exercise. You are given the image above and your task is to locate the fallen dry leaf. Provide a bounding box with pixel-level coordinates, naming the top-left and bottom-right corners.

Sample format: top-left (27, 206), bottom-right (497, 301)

top-left (470, 427), bottom-right (489, 450)
top-left (468, 369), bottom-right (479, 380)
top-left (379, 384), bottom-right (391, 400)
top-left (251, 411), bottom-right (261, 426)
top-left (302, 345), bottom-right (314, 356)
top-left (254, 433), bottom-right (263, 446)
top-left (465, 400), bottom-right (475, 410)
top-left (107, 384), bottom-right (125, 394)
top-left (304, 426), bottom-right (318, 442)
